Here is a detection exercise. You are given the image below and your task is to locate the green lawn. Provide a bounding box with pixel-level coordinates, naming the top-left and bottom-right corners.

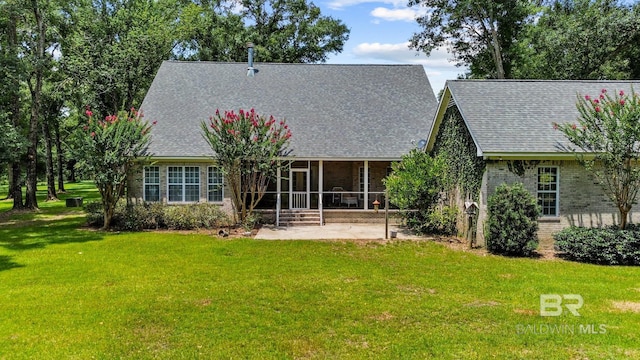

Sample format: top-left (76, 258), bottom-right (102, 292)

top-left (1, 183), bottom-right (639, 359)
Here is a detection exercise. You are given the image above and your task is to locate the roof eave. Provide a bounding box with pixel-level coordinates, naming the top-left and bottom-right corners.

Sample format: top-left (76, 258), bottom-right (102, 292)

top-left (482, 152), bottom-right (591, 161)
top-left (147, 156), bottom-right (402, 162)
top-left (425, 84), bottom-right (484, 157)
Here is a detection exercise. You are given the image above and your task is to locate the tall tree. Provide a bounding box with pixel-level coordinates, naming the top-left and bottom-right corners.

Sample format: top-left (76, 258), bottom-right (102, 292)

top-left (22, 0), bottom-right (59, 209)
top-left (0, 0), bottom-right (26, 208)
top-left (61, 0), bottom-right (182, 117)
top-left (40, 87), bottom-right (65, 201)
top-left (177, 0), bottom-right (349, 63)
top-left (513, 0), bottom-right (640, 80)
top-left (410, 0), bottom-right (538, 79)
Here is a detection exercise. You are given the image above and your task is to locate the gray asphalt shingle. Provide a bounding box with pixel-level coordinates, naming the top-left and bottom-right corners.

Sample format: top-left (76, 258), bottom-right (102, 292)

top-left (445, 80), bottom-right (640, 155)
top-left (141, 61), bottom-right (437, 159)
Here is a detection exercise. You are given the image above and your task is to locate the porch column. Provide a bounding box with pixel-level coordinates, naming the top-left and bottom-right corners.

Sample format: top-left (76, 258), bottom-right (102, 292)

top-left (288, 167), bottom-right (292, 209)
top-left (364, 160), bottom-right (369, 210)
top-left (319, 160), bottom-right (323, 225)
top-left (276, 165), bottom-right (281, 226)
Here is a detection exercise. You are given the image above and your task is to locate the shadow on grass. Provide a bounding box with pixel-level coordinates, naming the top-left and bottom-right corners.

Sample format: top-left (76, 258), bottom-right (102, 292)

top-left (0, 216), bottom-right (104, 252)
top-left (0, 255), bottom-right (24, 272)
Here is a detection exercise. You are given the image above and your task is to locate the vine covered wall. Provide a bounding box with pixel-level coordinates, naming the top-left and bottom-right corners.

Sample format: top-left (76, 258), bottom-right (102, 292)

top-left (431, 105), bottom-right (485, 201)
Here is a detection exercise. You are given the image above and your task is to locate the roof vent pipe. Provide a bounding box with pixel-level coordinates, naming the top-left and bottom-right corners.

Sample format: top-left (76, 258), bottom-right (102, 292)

top-left (247, 42), bottom-right (257, 77)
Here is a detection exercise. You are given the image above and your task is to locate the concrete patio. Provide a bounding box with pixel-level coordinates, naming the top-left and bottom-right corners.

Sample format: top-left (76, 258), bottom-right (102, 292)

top-left (254, 223), bottom-right (428, 240)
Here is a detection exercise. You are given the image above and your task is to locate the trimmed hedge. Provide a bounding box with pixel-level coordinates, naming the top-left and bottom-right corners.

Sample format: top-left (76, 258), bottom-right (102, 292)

top-left (554, 225), bottom-right (640, 265)
top-left (486, 182), bottom-right (540, 257)
top-left (84, 201), bottom-right (230, 231)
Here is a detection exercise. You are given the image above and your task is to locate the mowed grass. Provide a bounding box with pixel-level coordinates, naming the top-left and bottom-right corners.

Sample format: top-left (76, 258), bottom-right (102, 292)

top-left (1, 183), bottom-right (640, 359)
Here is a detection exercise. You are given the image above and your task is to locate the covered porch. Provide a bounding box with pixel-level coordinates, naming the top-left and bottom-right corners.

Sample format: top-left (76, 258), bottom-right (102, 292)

top-left (256, 160), bottom-right (397, 223)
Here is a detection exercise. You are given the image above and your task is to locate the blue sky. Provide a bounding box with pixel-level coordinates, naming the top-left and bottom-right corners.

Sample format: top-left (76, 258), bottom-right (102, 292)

top-left (317, 0), bottom-right (468, 94)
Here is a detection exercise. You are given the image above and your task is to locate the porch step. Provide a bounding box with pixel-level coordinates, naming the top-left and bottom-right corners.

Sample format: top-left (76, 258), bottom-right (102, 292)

top-left (278, 210), bottom-right (321, 226)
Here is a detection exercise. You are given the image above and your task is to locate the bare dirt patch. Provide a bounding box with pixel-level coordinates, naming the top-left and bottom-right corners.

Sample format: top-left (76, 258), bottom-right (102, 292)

top-left (465, 300), bottom-right (501, 307)
top-left (513, 308), bottom-right (537, 316)
top-left (611, 301), bottom-right (640, 313)
top-left (369, 311), bottom-right (395, 322)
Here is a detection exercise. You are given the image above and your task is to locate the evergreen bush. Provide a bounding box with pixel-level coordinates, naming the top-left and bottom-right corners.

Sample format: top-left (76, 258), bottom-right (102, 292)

top-left (486, 183), bottom-right (540, 256)
top-left (83, 202), bottom-right (229, 231)
top-left (554, 225), bottom-right (640, 265)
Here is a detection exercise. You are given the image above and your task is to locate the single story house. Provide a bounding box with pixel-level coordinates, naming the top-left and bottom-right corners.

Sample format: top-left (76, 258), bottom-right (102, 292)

top-left (426, 79), bottom-right (640, 244)
top-left (129, 61), bottom-right (438, 224)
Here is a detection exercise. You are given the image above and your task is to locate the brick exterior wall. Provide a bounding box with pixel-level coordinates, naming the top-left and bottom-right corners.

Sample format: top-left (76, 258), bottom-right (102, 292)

top-left (475, 160), bottom-right (637, 245)
top-left (127, 161), bottom-right (234, 214)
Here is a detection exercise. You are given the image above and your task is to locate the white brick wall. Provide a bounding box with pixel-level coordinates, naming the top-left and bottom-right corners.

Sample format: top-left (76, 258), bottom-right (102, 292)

top-left (476, 160), bottom-right (638, 245)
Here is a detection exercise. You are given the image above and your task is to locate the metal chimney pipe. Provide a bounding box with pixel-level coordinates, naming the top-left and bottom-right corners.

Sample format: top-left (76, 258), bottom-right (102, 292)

top-left (247, 42), bottom-right (256, 77)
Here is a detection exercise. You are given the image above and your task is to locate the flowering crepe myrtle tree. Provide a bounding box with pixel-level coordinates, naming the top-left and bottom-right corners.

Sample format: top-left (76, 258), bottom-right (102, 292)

top-left (201, 108), bottom-right (292, 224)
top-left (554, 88), bottom-right (640, 229)
top-left (75, 107), bottom-right (155, 229)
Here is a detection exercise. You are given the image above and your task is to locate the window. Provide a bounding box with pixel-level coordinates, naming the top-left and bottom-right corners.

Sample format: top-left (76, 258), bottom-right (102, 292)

top-left (144, 166), bottom-right (160, 202)
top-left (168, 166), bottom-right (200, 202)
top-left (538, 167), bottom-right (559, 216)
top-left (208, 166), bottom-right (224, 202)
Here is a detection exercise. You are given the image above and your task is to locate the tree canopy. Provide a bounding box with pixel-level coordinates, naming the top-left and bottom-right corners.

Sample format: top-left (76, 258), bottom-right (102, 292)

top-left (177, 0), bottom-right (350, 63)
top-left (411, 0), bottom-right (640, 80)
top-left (514, 0), bottom-right (640, 79)
top-left (409, 0), bottom-right (538, 79)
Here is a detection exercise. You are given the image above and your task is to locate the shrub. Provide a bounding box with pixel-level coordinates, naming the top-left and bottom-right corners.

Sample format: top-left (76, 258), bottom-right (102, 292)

top-left (385, 150), bottom-right (457, 235)
top-left (554, 226), bottom-right (640, 265)
top-left (112, 202), bottom-right (166, 231)
top-left (486, 182), bottom-right (540, 257)
top-left (163, 203), bottom-right (230, 230)
top-left (84, 201), bottom-right (104, 227)
top-left (83, 202), bottom-right (229, 231)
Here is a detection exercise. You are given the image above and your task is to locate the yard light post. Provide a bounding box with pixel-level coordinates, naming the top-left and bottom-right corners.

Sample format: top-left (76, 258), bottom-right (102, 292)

top-left (384, 190), bottom-right (389, 239)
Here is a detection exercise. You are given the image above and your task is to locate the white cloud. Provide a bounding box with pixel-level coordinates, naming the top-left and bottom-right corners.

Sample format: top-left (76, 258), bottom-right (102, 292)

top-left (370, 7), bottom-right (425, 22)
top-left (327, 0), bottom-right (405, 10)
top-left (353, 42), bottom-right (450, 68)
top-left (350, 42), bottom-right (466, 93)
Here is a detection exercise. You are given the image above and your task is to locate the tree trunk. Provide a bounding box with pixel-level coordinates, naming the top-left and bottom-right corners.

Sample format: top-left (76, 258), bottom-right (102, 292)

top-left (490, 24), bottom-right (505, 79)
top-left (10, 163), bottom-right (23, 210)
top-left (5, 166), bottom-right (13, 200)
top-left (620, 208), bottom-right (629, 230)
top-left (42, 117), bottom-right (58, 201)
top-left (67, 159), bottom-right (77, 182)
top-left (101, 184), bottom-right (118, 230)
top-left (54, 121), bottom-right (66, 192)
top-left (24, 0), bottom-right (46, 210)
top-left (7, 9), bottom-right (23, 209)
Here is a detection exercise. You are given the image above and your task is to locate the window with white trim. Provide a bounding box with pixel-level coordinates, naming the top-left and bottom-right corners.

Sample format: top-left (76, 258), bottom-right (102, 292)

top-left (168, 166), bottom-right (200, 202)
top-left (208, 166), bottom-right (224, 203)
top-left (537, 167), bottom-right (559, 216)
top-left (144, 166), bottom-right (160, 202)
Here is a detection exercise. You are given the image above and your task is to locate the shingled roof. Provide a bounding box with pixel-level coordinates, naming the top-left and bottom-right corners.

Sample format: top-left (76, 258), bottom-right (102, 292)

top-left (141, 61), bottom-right (437, 160)
top-left (427, 79), bottom-right (640, 159)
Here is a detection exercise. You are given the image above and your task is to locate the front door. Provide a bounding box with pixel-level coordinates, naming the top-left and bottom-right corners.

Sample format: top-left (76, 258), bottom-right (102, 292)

top-left (290, 168), bottom-right (309, 209)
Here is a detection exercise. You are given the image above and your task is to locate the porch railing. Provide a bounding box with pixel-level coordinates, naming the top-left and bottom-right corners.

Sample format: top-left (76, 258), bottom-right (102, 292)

top-left (254, 191), bottom-right (396, 210)
top-left (291, 192), bottom-right (307, 209)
